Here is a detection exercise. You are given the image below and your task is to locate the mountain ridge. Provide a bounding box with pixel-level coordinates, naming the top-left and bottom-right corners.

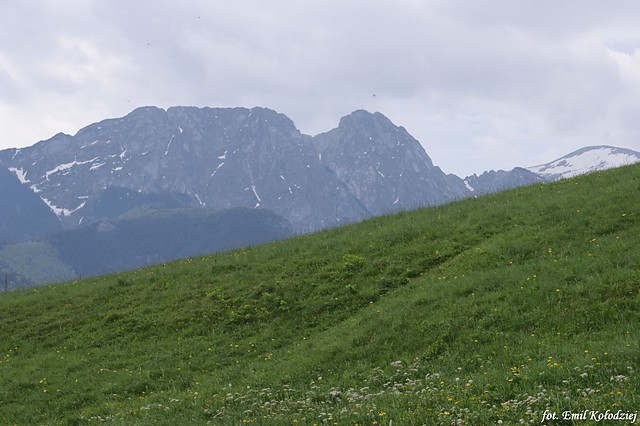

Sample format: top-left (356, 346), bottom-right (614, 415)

top-left (3, 108), bottom-right (639, 223)
top-left (0, 106), bottom-right (469, 233)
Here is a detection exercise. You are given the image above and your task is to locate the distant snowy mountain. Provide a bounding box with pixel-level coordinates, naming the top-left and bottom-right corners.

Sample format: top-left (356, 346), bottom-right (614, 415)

top-left (464, 145), bottom-right (640, 194)
top-left (526, 145), bottom-right (640, 180)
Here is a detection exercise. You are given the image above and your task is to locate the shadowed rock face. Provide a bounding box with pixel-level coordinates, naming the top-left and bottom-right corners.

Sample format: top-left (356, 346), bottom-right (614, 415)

top-left (0, 166), bottom-right (61, 243)
top-left (0, 106), bottom-right (469, 236)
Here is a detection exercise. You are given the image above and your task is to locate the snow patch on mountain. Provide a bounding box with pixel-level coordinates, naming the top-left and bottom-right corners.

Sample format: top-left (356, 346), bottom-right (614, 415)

top-left (45, 158), bottom-right (99, 180)
top-left (40, 197), bottom-right (86, 217)
top-left (90, 162), bottom-right (106, 171)
top-left (164, 135), bottom-right (175, 156)
top-left (8, 167), bottom-right (29, 184)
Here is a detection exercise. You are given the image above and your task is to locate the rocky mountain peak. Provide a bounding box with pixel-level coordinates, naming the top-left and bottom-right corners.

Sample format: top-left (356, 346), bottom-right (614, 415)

top-left (314, 110), bottom-right (467, 215)
top-left (329, 110), bottom-right (416, 151)
top-left (337, 109), bottom-right (393, 128)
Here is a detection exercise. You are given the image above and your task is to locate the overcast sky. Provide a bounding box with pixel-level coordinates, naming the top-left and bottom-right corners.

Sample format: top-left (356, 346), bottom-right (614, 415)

top-left (2, 1), bottom-right (640, 176)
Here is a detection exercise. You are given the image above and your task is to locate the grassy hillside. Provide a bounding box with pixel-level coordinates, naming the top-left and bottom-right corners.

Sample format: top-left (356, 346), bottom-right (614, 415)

top-left (1, 164), bottom-right (639, 425)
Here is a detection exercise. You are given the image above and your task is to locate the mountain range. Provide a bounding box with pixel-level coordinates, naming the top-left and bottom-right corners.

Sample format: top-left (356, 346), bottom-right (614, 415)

top-left (1, 106), bottom-right (639, 287)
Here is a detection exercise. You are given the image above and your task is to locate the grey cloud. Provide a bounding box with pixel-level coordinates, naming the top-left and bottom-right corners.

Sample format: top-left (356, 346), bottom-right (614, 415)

top-left (1, 0), bottom-right (640, 176)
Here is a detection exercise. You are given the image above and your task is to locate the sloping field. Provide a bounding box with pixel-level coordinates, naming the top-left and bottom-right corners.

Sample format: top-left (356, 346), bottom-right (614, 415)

top-left (1, 164), bottom-right (639, 425)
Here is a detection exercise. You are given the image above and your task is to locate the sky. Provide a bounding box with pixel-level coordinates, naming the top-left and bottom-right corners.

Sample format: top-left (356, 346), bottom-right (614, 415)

top-left (2, 1), bottom-right (640, 177)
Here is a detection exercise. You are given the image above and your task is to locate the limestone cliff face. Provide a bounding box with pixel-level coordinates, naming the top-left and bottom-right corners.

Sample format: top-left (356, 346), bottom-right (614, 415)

top-left (0, 107), bottom-right (368, 232)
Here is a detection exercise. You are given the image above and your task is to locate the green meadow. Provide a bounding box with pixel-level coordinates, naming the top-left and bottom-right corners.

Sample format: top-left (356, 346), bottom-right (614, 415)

top-left (1, 164), bottom-right (639, 425)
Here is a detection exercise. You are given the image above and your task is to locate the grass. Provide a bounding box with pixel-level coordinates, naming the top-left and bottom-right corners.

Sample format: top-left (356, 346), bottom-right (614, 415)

top-left (1, 164), bottom-right (639, 425)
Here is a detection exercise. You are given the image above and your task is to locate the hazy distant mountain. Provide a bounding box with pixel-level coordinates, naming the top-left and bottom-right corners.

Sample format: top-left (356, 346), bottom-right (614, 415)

top-left (463, 168), bottom-right (544, 196)
top-left (0, 207), bottom-right (291, 287)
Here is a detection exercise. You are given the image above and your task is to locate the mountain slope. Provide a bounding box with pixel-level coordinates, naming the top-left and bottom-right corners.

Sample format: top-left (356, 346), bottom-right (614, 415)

top-left (47, 207), bottom-right (291, 279)
top-left (0, 207), bottom-right (291, 287)
top-left (1, 163), bottom-right (638, 424)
